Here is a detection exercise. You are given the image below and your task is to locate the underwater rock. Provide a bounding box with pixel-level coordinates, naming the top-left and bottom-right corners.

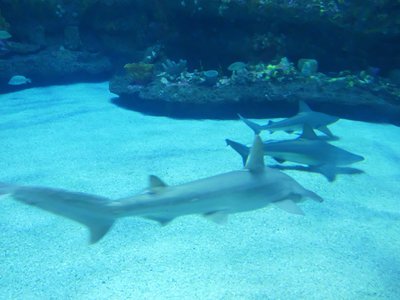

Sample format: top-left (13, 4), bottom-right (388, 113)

top-left (0, 38), bottom-right (8, 55)
top-left (388, 69), bottom-right (400, 85)
top-left (0, 30), bottom-right (11, 40)
top-left (27, 25), bottom-right (46, 47)
top-left (64, 26), bottom-right (81, 51)
top-left (6, 41), bottom-right (41, 55)
top-left (0, 48), bottom-right (112, 90)
top-left (8, 75), bottom-right (31, 85)
top-left (109, 73), bottom-right (400, 123)
top-left (124, 62), bottom-right (154, 84)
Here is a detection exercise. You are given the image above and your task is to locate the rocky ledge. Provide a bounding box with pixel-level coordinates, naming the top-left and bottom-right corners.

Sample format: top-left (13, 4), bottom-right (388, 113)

top-left (109, 63), bottom-right (400, 124)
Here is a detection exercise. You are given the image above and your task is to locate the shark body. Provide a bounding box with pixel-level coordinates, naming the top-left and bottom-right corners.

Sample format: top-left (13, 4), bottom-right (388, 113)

top-left (226, 126), bottom-right (364, 181)
top-left (239, 101), bottom-right (339, 137)
top-left (0, 135), bottom-right (322, 243)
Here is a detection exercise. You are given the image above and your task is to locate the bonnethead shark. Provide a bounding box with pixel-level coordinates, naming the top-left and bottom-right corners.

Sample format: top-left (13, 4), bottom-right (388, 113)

top-left (226, 126), bottom-right (364, 181)
top-left (0, 135), bottom-right (323, 244)
top-left (239, 101), bottom-right (339, 137)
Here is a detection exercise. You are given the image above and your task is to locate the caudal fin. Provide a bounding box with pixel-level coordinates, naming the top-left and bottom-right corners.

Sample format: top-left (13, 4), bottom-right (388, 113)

top-left (0, 183), bottom-right (16, 197)
top-left (5, 184), bottom-right (115, 243)
top-left (238, 114), bottom-right (264, 134)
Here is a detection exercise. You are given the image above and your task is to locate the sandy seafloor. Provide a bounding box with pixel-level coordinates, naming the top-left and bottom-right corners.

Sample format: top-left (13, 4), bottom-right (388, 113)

top-left (0, 82), bottom-right (399, 300)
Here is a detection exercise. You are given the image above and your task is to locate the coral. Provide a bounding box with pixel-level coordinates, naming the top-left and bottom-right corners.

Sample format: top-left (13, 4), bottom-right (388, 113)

top-left (124, 62), bottom-right (154, 84)
top-left (162, 59), bottom-right (187, 79)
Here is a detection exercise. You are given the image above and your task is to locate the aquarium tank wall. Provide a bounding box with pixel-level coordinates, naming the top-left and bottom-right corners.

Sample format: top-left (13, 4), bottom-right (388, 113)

top-left (0, 1), bottom-right (399, 299)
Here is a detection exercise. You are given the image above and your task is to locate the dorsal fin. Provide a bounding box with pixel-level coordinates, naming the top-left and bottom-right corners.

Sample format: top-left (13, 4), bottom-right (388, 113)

top-left (300, 125), bottom-right (319, 140)
top-left (245, 135), bottom-right (264, 172)
top-left (149, 175), bottom-right (167, 192)
top-left (299, 101), bottom-right (312, 112)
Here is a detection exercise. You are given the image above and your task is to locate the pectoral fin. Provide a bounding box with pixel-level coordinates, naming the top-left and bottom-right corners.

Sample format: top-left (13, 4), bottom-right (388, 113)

top-left (88, 219), bottom-right (114, 244)
top-left (273, 199), bottom-right (305, 215)
top-left (272, 157), bottom-right (286, 164)
top-left (204, 211), bottom-right (228, 224)
top-left (317, 126), bottom-right (334, 138)
top-left (300, 125), bottom-right (319, 140)
top-left (314, 164), bottom-right (337, 181)
top-left (146, 216), bottom-right (174, 226)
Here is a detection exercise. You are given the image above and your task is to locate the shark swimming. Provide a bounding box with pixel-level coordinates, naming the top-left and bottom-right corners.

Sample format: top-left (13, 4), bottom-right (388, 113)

top-left (239, 101), bottom-right (339, 137)
top-left (226, 126), bottom-right (364, 181)
top-left (0, 135), bottom-right (323, 244)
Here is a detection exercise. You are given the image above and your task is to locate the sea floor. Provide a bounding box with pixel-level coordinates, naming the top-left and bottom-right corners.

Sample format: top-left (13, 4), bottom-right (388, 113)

top-left (0, 82), bottom-right (399, 300)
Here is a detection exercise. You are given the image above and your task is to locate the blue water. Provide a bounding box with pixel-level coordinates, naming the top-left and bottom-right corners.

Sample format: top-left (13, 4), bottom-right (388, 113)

top-left (0, 83), bottom-right (399, 299)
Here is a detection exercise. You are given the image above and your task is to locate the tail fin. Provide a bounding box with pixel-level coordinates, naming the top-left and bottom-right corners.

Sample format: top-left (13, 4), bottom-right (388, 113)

top-left (0, 183), bottom-right (16, 197)
top-left (225, 139), bottom-right (250, 166)
top-left (5, 184), bottom-right (115, 243)
top-left (238, 114), bottom-right (264, 134)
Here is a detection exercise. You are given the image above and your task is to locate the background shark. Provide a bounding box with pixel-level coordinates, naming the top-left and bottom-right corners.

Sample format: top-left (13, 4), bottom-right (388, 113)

top-left (239, 101), bottom-right (339, 137)
top-left (226, 126), bottom-right (364, 181)
top-left (0, 135), bottom-right (323, 244)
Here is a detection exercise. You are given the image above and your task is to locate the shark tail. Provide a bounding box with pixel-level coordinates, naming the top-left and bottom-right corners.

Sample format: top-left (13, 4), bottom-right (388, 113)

top-left (2, 183), bottom-right (115, 244)
top-left (225, 139), bottom-right (250, 166)
top-left (0, 183), bottom-right (15, 196)
top-left (238, 114), bottom-right (264, 134)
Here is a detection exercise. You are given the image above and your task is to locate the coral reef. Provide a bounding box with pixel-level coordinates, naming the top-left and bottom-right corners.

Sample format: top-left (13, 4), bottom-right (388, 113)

top-left (0, 0), bottom-right (399, 115)
top-left (110, 56), bottom-right (400, 122)
top-left (124, 62), bottom-right (154, 84)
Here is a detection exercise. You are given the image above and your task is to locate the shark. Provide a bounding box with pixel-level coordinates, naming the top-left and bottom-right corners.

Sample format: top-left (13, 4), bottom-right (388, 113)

top-left (0, 135), bottom-right (323, 244)
top-left (226, 126), bottom-right (364, 181)
top-left (239, 101), bottom-right (339, 137)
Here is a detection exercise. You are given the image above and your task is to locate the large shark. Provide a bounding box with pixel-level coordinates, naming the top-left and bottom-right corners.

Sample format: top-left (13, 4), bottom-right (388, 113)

top-left (226, 126), bottom-right (364, 181)
top-left (239, 101), bottom-right (339, 137)
top-left (0, 135), bottom-right (323, 244)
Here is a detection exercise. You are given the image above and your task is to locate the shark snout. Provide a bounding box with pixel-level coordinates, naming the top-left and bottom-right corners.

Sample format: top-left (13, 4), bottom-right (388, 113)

top-left (347, 153), bottom-right (365, 164)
